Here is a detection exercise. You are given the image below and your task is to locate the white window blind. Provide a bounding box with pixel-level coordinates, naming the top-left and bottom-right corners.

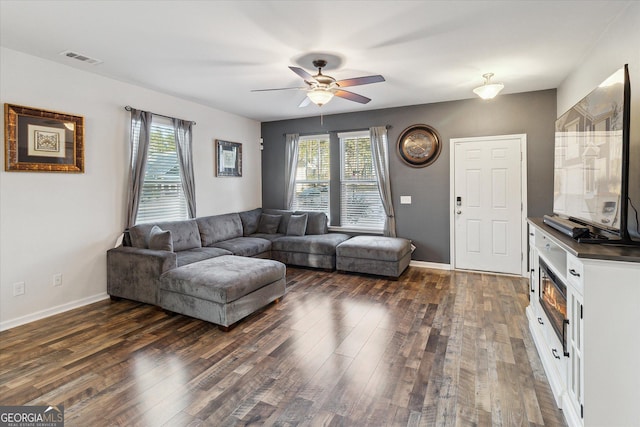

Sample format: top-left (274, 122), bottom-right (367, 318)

top-left (135, 117), bottom-right (188, 224)
top-left (339, 131), bottom-right (385, 230)
top-left (291, 135), bottom-right (330, 217)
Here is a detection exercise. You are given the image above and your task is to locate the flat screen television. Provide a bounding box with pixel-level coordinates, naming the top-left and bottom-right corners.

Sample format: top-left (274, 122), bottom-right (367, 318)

top-left (552, 64), bottom-right (635, 244)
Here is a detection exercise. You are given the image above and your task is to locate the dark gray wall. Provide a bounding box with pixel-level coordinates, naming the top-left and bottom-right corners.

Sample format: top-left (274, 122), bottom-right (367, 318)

top-left (261, 90), bottom-right (557, 263)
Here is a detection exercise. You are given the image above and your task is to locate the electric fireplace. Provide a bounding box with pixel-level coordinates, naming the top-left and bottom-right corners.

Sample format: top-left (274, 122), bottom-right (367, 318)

top-left (539, 260), bottom-right (569, 357)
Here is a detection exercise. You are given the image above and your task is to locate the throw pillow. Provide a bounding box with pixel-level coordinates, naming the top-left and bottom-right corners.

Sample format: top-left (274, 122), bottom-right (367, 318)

top-left (302, 211), bottom-right (328, 235)
top-left (263, 209), bottom-right (293, 234)
top-left (286, 214), bottom-right (308, 236)
top-left (257, 213), bottom-right (282, 234)
top-left (239, 208), bottom-right (262, 236)
top-left (149, 225), bottom-right (173, 252)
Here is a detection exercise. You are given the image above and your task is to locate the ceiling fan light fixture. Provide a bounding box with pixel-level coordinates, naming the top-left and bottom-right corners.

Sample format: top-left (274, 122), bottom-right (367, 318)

top-left (473, 73), bottom-right (504, 99)
top-left (307, 88), bottom-right (334, 106)
top-left (253, 59), bottom-right (384, 108)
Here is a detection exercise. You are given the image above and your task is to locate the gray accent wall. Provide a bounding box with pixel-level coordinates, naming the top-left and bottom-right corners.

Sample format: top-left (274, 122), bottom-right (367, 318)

top-left (261, 90), bottom-right (556, 263)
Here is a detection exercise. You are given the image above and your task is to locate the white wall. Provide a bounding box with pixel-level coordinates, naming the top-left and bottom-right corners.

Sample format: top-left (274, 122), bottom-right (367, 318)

top-left (0, 48), bottom-right (262, 329)
top-left (557, 2), bottom-right (640, 114)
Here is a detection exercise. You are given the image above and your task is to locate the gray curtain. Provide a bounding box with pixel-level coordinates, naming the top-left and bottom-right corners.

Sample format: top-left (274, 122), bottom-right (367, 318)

top-left (370, 126), bottom-right (396, 237)
top-left (284, 133), bottom-right (300, 209)
top-left (173, 118), bottom-right (196, 218)
top-left (126, 109), bottom-right (153, 228)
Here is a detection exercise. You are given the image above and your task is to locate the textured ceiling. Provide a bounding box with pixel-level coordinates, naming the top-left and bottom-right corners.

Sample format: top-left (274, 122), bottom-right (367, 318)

top-left (0, 1), bottom-right (632, 122)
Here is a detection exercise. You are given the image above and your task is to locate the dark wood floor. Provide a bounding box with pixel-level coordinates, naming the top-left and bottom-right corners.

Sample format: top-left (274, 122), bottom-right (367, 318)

top-left (0, 267), bottom-right (566, 426)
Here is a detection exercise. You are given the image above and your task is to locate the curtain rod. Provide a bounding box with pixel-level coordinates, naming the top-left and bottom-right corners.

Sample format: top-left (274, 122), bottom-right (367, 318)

top-left (124, 106), bottom-right (196, 125)
top-left (283, 125), bottom-right (391, 137)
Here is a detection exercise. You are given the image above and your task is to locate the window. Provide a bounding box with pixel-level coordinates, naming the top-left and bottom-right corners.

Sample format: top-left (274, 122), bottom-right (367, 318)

top-left (291, 135), bottom-right (330, 217)
top-left (135, 117), bottom-right (188, 224)
top-left (340, 131), bottom-right (385, 230)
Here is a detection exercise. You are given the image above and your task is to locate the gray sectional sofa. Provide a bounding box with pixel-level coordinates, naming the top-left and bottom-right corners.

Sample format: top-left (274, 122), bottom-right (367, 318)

top-left (107, 207), bottom-right (411, 328)
top-left (107, 208), bottom-right (350, 327)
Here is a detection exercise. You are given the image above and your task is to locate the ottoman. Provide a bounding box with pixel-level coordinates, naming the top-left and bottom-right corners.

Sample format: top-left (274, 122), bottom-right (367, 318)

top-left (158, 255), bottom-right (286, 329)
top-left (336, 236), bottom-right (411, 278)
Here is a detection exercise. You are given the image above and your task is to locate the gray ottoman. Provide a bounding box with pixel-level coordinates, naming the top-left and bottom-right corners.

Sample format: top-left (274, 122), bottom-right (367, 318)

top-left (336, 236), bottom-right (411, 278)
top-left (158, 255), bottom-right (286, 329)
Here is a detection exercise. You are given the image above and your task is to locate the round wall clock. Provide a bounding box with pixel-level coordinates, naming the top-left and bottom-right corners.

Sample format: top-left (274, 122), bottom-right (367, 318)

top-left (396, 124), bottom-right (442, 167)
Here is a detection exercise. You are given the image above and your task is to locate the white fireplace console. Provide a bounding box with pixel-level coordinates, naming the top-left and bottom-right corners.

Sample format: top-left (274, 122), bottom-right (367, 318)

top-left (527, 218), bottom-right (640, 427)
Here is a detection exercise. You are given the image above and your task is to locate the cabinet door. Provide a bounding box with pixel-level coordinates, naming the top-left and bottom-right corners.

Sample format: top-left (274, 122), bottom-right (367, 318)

top-left (567, 288), bottom-right (584, 422)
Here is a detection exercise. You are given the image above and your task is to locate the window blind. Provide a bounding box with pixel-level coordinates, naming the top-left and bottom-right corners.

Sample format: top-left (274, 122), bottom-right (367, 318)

top-left (340, 132), bottom-right (385, 230)
top-left (135, 118), bottom-right (188, 224)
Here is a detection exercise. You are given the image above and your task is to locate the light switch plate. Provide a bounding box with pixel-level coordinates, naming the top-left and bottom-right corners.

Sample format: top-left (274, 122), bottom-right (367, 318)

top-left (400, 196), bottom-right (412, 204)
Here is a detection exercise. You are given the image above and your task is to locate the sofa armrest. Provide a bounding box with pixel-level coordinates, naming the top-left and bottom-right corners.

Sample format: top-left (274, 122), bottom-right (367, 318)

top-left (107, 246), bottom-right (177, 305)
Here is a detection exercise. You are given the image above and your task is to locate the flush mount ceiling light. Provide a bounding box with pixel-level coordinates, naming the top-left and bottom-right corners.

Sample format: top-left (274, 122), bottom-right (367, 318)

top-left (473, 73), bottom-right (504, 99)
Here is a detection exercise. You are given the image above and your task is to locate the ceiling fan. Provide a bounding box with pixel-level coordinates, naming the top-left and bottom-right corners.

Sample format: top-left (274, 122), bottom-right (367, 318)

top-left (252, 59), bottom-right (385, 108)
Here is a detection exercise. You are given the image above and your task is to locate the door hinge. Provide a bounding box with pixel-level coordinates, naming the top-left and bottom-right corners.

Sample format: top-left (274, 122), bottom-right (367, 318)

top-left (581, 304), bottom-right (583, 319)
top-left (581, 404), bottom-right (584, 418)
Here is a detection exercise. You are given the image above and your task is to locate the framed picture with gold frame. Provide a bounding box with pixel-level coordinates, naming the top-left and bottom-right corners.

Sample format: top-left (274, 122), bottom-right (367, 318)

top-left (4, 103), bottom-right (84, 172)
top-left (396, 124), bottom-right (441, 168)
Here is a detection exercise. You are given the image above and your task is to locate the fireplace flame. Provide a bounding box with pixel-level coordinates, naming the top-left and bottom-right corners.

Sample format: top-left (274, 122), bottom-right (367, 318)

top-left (543, 280), bottom-right (567, 318)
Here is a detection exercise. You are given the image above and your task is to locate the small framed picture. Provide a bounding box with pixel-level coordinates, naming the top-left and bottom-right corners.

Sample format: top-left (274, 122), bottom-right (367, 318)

top-left (215, 139), bottom-right (242, 177)
top-left (4, 103), bottom-right (84, 172)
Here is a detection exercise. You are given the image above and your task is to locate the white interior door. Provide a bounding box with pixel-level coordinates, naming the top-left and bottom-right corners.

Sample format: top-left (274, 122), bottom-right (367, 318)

top-left (451, 135), bottom-right (525, 275)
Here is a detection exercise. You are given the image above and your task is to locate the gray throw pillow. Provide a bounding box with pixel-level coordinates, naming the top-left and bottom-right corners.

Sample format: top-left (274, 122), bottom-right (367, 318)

top-left (239, 208), bottom-right (262, 236)
top-left (286, 214), bottom-right (308, 236)
top-left (257, 214), bottom-right (282, 234)
top-left (149, 225), bottom-right (173, 251)
top-left (263, 209), bottom-right (293, 234)
top-left (302, 211), bottom-right (328, 235)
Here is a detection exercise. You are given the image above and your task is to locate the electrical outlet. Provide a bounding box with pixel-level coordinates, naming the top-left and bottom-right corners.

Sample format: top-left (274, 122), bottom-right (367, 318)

top-left (53, 273), bottom-right (62, 287)
top-left (13, 282), bottom-right (25, 296)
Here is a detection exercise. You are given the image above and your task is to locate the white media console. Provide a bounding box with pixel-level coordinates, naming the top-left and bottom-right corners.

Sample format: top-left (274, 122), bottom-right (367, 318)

top-left (527, 218), bottom-right (640, 427)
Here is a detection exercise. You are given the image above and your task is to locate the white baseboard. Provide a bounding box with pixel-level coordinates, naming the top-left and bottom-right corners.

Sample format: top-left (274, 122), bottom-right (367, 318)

top-left (0, 292), bottom-right (110, 331)
top-left (409, 260), bottom-right (451, 270)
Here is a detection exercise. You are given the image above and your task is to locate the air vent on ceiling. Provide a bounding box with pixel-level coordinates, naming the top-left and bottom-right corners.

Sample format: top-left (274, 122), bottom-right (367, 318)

top-left (59, 50), bottom-right (103, 65)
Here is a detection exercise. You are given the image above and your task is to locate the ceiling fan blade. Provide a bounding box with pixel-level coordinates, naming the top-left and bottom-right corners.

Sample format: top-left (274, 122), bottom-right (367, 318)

top-left (334, 89), bottom-right (371, 104)
top-left (289, 66), bottom-right (317, 82)
top-left (298, 96), bottom-right (311, 108)
top-left (335, 75), bottom-right (385, 87)
top-left (250, 87), bottom-right (306, 92)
